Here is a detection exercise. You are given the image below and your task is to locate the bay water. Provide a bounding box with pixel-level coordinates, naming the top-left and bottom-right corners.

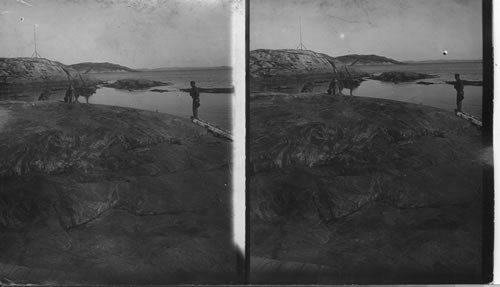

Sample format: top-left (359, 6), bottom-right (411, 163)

top-left (0, 67), bottom-right (233, 131)
top-left (251, 61), bottom-right (484, 118)
top-left (88, 68), bottom-right (233, 131)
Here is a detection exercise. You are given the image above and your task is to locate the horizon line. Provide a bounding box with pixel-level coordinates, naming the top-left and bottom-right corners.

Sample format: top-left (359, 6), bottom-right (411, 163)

top-left (248, 48), bottom-right (482, 63)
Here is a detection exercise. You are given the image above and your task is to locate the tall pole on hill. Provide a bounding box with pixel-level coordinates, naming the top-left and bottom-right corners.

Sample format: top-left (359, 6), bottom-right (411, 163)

top-left (297, 17), bottom-right (307, 50)
top-left (299, 17), bottom-right (303, 49)
top-left (32, 24), bottom-right (41, 58)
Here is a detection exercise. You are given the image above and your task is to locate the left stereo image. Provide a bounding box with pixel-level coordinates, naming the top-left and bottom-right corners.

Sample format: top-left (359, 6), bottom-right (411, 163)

top-left (0, 0), bottom-right (241, 284)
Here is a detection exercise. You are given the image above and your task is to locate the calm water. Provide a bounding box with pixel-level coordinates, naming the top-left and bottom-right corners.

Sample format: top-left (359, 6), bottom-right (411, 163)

top-left (0, 68), bottom-right (233, 131)
top-left (88, 68), bottom-right (233, 130)
top-left (251, 61), bottom-right (483, 118)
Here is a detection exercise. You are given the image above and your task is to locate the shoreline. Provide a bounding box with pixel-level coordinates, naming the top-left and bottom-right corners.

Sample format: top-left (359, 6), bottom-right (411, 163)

top-left (250, 75), bottom-right (483, 119)
top-left (249, 91), bottom-right (481, 118)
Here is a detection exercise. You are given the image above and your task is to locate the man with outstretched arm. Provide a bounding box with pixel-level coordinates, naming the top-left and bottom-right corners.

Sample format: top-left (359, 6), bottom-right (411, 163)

top-left (454, 73), bottom-right (464, 113)
top-left (190, 81), bottom-right (200, 119)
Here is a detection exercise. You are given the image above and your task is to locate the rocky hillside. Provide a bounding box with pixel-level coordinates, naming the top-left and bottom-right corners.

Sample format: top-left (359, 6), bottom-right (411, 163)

top-left (333, 54), bottom-right (404, 66)
top-left (70, 62), bottom-right (138, 73)
top-left (249, 94), bottom-right (484, 283)
top-left (250, 49), bottom-right (334, 78)
top-left (0, 102), bottom-right (237, 284)
top-left (249, 49), bottom-right (366, 79)
top-left (0, 58), bottom-right (86, 86)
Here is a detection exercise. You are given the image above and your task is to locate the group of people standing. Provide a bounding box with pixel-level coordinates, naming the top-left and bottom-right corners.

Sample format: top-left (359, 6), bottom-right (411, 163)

top-left (64, 85), bottom-right (76, 103)
top-left (63, 84), bottom-right (96, 104)
top-left (326, 67), bottom-right (362, 97)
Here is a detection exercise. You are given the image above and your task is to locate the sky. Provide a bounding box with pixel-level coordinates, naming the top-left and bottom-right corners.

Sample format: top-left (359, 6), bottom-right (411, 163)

top-left (250, 0), bottom-right (483, 61)
top-left (0, 0), bottom-right (235, 68)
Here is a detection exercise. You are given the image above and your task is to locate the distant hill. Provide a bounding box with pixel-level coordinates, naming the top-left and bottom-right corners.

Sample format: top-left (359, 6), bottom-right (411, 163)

top-left (69, 62), bottom-right (138, 73)
top-left (404, 59), bottom-right (482, 64)
top-left (139, 66), bottom-right (232, 72)
top-left (333, 54), bottom-right (404, 66)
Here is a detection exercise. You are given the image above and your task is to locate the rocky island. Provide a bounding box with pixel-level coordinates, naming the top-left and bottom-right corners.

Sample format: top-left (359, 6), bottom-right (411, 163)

top-left (249, 93), bottom-right (484, 283)
top-left (370, 71), bottom-right (438, 82)
top-left (102, 79), bottom-right (171, 90)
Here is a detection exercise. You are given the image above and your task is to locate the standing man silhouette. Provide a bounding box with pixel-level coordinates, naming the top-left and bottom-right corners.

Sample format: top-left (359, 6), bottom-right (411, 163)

top-left (454, 73), bottom-right (464, 113)
top-left (190, 81), bottom-right (200, 119)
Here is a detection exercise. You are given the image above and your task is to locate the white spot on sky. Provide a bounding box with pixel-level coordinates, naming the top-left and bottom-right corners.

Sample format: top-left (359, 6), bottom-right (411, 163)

top-left (443, 50), bottom-right (448, 55)
top-left (339, 33), bottom-right (345, 39)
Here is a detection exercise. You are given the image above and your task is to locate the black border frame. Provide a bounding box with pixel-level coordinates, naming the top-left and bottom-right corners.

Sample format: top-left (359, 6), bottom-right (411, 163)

top-left (481, 0), bottom-right (494, 282)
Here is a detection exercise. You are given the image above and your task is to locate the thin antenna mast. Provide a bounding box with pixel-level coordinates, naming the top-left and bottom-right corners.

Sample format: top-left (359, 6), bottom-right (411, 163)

top-left (297, 17), bottom-right (307, 50)
top-left (32, 24), bottom-right (41, 58)
top-left (299, 17), bottom-right (303, 49)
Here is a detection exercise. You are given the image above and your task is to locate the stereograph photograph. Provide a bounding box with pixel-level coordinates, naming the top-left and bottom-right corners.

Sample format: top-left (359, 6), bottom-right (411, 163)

top-left (0, 0), bottom-right (239, 284)
top-left (248, 0), bottom-right (492, 284)
top-left (0, 0), bottom-right (494, 285)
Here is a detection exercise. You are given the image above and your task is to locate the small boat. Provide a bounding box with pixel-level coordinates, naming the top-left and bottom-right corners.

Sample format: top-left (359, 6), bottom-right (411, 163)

top-left (455, 110), bottom-right (482, 128)
top-left (191, 117), bottom-right (232, 141)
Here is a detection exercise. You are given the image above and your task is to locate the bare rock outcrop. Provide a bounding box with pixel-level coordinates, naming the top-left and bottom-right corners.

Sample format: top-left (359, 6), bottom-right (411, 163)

top-left (371, 71), bottom-right (437, 82)
top-left (250, 49), bottom-right (335, 78)
top-left (249, 94), bottom-right (484, 283)
top-left (249, 49), bottom-right (368, 81)
top-left (103, 79), bottom-right (171, 90)
top-left (0, 102), bottom-right (237, 284)
top-left (0, 57), bottom-right (86, 86)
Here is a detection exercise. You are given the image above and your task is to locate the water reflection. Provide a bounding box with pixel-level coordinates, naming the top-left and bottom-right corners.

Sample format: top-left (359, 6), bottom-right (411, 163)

top-left (89, 87), bottom-right (232, 131)
top-left (251, 75), bottom-right (483, 118)
top-left (0, 83), bottom-right (96, 103)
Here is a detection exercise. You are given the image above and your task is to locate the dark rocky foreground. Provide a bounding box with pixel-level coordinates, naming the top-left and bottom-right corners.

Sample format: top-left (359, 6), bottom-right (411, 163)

top-left (249, 93), bottom-right (486, 284)
top-left (0, 102), bottom-right (238, 284)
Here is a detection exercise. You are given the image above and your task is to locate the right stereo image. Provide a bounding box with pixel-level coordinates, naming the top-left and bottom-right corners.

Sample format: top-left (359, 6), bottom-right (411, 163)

top-left (247, 0), bottom-right (493, 284)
